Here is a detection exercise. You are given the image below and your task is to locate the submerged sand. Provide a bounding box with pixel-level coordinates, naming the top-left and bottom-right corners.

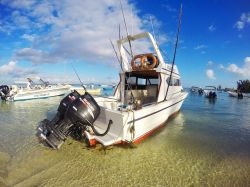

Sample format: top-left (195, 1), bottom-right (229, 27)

top-left (0, 93), bottom-right (250, 186)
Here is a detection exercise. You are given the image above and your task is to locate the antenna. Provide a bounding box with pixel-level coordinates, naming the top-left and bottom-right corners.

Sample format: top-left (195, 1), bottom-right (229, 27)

top-left (150, 16), bottom-right (157, 42)
top-left (119, 0), bottom-right (133, 57)
top-left (110, 39), bottom-right (123, 70)
top-left (71, 63), bottom-right (87, 92)
top-left (164, 4), bottom-right (183, 100)
top-left (119, 24), bottom-right (122, 40)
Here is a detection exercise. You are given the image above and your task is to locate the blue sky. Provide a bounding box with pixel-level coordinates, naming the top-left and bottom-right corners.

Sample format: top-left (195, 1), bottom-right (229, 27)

top-left (0, 0), bottom-right (249, 88)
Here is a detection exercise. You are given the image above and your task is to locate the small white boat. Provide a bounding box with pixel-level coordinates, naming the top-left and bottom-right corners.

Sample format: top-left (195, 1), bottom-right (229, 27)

top-left (228, 91), bottom-right (239, 97)
top-left (228, 91), bottom-right (250, 98)
top-left (203, 86), bottom-right (217, 98)
top-left (71, 87), bottom-right (102, 95)
top-left (0, 77), bottom-right (71, 101)
top-left (190, 86), bottom-right (203, 94)
top-left (71, 85), bottom-right (102, 95)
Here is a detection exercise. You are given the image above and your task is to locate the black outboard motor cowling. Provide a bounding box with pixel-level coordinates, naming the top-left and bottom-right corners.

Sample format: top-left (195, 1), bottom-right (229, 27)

top-left (57, 90), bottom-right (81, 119)
top-left (65, 94), bottom-right (100, 126)
top-left (37, 91), bottom-right (102, 149)
top-left (0, 85), bottom-right (10, 100)
top-left (37, 90), bottom-right (81, 149)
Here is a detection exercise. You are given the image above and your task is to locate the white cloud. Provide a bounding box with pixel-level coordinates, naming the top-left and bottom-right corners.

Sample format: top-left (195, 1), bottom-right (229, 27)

top-left (0, 61), bottom-right (36, 77)
top-left (194, 44), bottom-right (207, 50)
top-left (234, 12), bottom-right (250, 30)
top-left (15, 48), bottom-right (61, 64)
top-left (207, 60), bottom-right (213, 66)
top-left (1, 0), bottom-right (36, 9)
top-left (208, 24), bottom-right (216, 32)
top-left (224, 57), bottom-right (250, 78)
top-left (21, 34), bottom-right (36, 41)
top-left (2, 0), bottom-right (163, 66)
top-left (206, 69), bottom-right (216, 80)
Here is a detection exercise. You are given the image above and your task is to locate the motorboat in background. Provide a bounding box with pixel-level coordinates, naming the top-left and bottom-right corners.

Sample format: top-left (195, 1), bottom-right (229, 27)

top-left (71, 84), bottom-right (102, 95)
top-left (228, 91), bottom-right (250, 98)
top-left (190, 86), bottom-right (203, 94)
top-left (203, 86), bottom-right (217, 99)
top-left (100, 84), bottom-right (116, 91)
top-left (0, 77), bottom-right (71, 101)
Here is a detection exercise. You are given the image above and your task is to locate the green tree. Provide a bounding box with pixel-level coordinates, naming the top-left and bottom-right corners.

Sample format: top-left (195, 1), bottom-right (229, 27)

top-left (237, 80), bottom-right (250, 93)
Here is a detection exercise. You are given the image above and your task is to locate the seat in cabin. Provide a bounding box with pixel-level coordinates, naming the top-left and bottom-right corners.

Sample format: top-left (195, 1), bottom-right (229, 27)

top-left (125, 85), bottom-right (158, 106)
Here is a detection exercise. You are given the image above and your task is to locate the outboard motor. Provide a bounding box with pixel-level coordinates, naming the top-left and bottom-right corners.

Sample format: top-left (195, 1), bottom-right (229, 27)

top-left (37, 90), bottom-right (112, 149)
top-left (0, 85), bottom-right (10, 100)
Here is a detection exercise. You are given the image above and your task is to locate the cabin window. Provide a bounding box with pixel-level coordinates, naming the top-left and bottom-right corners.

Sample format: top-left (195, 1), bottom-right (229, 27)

top-left (137, 78), bottom-right (146, 85)
top-left (147, 78), bottom-right (158, 85)
top-left (127, 77), bottom-right (136, 85)
top-left (173, 79), bottom-right (180, 86)
top-left (125, 71), bottom-right (159, 106)
top-left (166, 77), bottom-right (180, 86)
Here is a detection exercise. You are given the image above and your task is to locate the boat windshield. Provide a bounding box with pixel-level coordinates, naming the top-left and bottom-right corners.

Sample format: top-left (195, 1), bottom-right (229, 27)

top-left (204, 86), bottom-right (216, 90)
top-left (125, 71), bottom-right (159, 106)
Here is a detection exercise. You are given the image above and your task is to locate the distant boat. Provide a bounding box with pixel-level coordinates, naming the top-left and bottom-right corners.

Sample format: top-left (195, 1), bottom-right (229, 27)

top-left (203, 86), bottom-right (217, 98)
top-left (71, 86), bottom-right (102, 95)
top-left (228, 91), bottom-right (250, 98)
top-left (101, 84), bottom-right (115, 90)
top-left (0, 77), bottom-right (71, 101)
top-left (190, 86), bottom-right (203, 94)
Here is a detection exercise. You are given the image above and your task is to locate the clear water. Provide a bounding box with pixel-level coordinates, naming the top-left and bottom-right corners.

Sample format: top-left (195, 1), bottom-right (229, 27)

top-left (0, 91), bottom-right (250, 186)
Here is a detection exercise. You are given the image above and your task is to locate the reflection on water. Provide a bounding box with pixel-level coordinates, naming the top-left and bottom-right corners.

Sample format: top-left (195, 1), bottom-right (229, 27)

top-left (0, 92), bottom-right (250, 186)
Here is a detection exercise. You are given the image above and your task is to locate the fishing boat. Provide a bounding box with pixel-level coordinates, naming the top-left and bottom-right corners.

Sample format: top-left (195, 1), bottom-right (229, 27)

top-left (37, 3), bottom-right (188, 149)
top-left (203, 86), bottom-right (217, 98)
top-left (37, 31), bottom-right (188, 149)
top-left (0, 77), bottom-right (71, 101)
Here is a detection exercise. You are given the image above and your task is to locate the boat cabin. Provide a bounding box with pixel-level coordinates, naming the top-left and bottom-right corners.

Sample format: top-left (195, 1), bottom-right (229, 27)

top-left (97, 32), bottom-right (183, 111)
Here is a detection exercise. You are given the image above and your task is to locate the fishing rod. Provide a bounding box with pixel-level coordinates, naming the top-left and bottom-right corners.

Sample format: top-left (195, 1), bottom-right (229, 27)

top-left (71, 63), bottom-right (87, 92)
top-left (119, 0), bottom-right (133, 58)
top-left (164, 4), bottom-right (183, 100)
top-left (118, 18), bottom-right (136, 105)
top-left (110, 39), bottom-right (123, 71)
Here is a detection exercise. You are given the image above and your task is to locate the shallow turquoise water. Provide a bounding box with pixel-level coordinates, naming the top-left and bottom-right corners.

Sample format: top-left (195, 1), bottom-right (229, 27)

top-left (0, 91), bottom-right (250, 186)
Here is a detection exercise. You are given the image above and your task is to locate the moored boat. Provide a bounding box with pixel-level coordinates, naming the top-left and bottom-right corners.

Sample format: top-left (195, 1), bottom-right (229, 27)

top-left (203, 86), bottom-right (217, 99)
top-left (37, 31), bottom-right (188, 149)
top-left (71, 85), bottom-right (102, 95)
top-left (0, 77), bottom-right (71, 101)
top-left (228, 91), bottom-right (249, 98)
top-left (190, 86), bottom-right (203, 94)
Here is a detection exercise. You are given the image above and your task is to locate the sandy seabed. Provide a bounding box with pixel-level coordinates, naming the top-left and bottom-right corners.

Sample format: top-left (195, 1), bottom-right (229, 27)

top-left (1, 93), bottom-right (250, 186)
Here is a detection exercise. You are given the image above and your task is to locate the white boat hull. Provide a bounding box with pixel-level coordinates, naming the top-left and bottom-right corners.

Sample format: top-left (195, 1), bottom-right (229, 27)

top-left (228, 91), bottom-right (250, 98)
top-left (10, 86), bottom-right (70, 101)
top-left (93, 92), bottom-right (188, 146)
